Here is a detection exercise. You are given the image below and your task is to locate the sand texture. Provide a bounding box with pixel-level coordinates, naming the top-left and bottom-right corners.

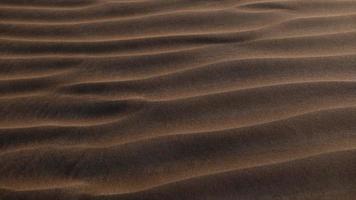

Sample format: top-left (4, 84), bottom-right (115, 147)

top-left (1, 0), bottom-right (356, 199)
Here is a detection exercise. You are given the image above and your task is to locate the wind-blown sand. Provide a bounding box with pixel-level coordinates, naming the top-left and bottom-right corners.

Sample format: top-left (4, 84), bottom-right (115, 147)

top-left (1, 0), bottom-right (356, 199)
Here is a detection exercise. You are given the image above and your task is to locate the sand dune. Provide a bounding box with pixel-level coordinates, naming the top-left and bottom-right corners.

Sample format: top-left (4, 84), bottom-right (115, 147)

top-left (1, 0), bottom-right (356, 199)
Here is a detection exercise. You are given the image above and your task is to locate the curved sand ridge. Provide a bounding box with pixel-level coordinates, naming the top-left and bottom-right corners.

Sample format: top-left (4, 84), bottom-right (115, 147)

top-left (1, 0), bottom-right (356, 199)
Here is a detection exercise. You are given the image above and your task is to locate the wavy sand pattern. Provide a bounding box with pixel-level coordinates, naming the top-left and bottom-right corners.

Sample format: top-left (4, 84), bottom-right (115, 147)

top-left (1, 0), bottom-right (356, 199)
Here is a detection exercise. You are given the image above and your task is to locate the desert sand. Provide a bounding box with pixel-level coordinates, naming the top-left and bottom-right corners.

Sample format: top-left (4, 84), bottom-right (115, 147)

top-left (1, 0), bottom-right (356, 199)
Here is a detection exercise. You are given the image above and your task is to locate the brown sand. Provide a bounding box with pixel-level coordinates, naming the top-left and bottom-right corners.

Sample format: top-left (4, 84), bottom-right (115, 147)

top-left (1, 0), bottom-right (356, 199)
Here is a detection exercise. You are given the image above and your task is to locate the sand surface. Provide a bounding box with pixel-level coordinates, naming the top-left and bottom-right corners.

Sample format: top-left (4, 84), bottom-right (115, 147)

top-left (1, 0), bottom-right (356, 199)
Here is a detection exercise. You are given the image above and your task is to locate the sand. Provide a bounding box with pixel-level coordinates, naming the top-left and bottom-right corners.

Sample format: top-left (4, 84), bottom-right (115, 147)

top-left (1, 0), bottom-right (356, 199)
